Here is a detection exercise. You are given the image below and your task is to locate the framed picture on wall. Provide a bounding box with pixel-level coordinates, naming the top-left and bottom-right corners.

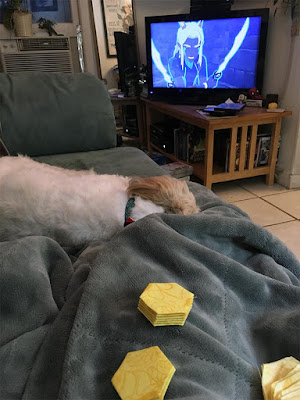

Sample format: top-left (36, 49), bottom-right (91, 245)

top-left (0, 0), bottom-right (72, 23)
top-left (29, 0), bottom-right (71, 21)
top-left (30, 0), bottom-right (59, 12)
top-left (93, 0), bottom-right (134, 57)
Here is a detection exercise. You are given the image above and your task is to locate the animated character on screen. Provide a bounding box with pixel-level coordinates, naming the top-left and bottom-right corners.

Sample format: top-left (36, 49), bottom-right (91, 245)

top-left (151, 18), bottom-right (250, 88)
top-left (168, 21), bottom-right (213, 88)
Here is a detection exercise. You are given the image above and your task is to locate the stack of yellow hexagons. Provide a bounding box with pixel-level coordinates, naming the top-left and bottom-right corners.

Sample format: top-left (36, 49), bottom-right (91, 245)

top-left (111, 346), bottom-right (176, 400)
top-left (261, 356), bottom-right (300, 400)
top-left (138, 283), bottom-right (194, 327)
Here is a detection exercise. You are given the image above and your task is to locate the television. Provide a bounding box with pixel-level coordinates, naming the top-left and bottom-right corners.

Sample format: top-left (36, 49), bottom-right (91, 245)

top-left (145, 8), bottom-right (269, 104)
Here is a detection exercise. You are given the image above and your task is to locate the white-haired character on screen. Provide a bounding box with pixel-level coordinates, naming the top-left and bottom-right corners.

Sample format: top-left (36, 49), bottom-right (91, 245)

top-left (168, 21), bottom-right (215, 88)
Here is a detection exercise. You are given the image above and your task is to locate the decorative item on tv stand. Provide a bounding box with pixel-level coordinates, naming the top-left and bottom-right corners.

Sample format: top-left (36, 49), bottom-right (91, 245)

top-left (3, 0), bottom-right (32, 37)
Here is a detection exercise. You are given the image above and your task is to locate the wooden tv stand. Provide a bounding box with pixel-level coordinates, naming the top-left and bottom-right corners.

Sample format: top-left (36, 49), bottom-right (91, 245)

top-left (141, 98), bottom-right (292, 189)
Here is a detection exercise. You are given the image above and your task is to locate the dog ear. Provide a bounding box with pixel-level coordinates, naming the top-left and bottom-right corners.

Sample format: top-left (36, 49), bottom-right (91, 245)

top-left (127, 176), bottom-right (166, 199)
top-left (127, 176), bottom-right (199, 215)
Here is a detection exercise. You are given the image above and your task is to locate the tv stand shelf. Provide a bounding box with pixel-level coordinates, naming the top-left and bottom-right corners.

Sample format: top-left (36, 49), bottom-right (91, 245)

top-left (141, 98), bottom-right (292, 189)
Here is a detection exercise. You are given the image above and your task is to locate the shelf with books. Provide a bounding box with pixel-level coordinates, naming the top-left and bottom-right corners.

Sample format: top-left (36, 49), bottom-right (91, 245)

top-left (142, 98), bottom-right (292, 188)
top-left (256, 134), bottom-right (281, 167)
top-left (225, 138), bottom-right (250, 172)
top-left (150, 143), bottom-right (224, 177)
top-left (224, 130), bottom-right (281, 173)
top-left (173, 123), bottom-right (206, 164)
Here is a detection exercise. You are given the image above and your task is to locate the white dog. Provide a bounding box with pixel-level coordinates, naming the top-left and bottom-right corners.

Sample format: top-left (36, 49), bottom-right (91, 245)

top-left (0, 156), bottom-right (199, 247)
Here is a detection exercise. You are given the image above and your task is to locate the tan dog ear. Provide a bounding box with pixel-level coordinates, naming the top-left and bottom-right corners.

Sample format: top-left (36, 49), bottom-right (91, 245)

top-left (127, 176), bottom-right (166, 200)
top-left (127, 176), bottom-right (199, 215)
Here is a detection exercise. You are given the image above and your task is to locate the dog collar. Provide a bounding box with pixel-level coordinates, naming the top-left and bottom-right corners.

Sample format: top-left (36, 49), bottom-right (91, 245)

top-left (124, 197), bottom-right (135, 226)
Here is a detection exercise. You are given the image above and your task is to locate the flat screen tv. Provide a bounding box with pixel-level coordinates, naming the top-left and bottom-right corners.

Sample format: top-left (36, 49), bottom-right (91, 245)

top-left (145, 8), bottom-right (269, 104)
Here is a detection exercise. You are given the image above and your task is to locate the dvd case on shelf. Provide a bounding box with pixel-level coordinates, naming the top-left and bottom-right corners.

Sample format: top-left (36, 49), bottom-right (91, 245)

top-left (173, 123), bottom-right (205, 164)
top-left (224, 131), bottom-right (279, 172)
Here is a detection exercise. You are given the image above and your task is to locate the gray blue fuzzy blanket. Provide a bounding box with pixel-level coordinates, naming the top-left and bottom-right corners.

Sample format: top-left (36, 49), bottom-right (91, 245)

top-left (1, 183), bottom-right (299, 400)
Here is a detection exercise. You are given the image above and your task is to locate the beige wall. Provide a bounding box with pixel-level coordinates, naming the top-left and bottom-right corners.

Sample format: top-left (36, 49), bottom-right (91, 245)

top-left (276, 36), bottom-right (300, 188)
top-left (233, 0), bottom-right (300, 188)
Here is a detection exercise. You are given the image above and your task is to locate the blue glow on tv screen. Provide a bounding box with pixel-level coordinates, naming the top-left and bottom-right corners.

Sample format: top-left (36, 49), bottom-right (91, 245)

top-left (150, 16), bottom-right (262, 90)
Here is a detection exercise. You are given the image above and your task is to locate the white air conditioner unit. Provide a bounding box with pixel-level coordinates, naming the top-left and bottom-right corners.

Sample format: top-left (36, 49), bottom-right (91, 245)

top-left (0, 37), bottom-right (75, 73)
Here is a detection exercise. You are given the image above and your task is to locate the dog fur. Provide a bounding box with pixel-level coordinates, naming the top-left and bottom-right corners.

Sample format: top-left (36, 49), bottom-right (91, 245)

top-left (0, 156), bottom-right (199, 246)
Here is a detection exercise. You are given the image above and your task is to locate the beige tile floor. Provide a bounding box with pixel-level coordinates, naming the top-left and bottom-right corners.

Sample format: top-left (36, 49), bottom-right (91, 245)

top-left (212, 177), bottom-right (300, 259)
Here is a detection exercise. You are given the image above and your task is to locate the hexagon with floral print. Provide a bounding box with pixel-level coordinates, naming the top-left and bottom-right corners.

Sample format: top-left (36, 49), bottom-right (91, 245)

top-left (111, 346), bottom-right (175, 400)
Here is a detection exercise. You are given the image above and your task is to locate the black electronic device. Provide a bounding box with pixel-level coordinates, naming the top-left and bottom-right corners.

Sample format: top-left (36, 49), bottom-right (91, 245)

top-left (215, 103), bottom-right (245, 111)
top-left (203, 102), bottom-right (245, 116)
top-left (145, 8), bottom-right (269, 105)
top-left (123, 105), bottom-right (139, 136)
top-left (114, 31), bottom-right (139, 97)
top-left (190, 0), bottom-right (234, 13)
top-left (150, 132), bottom-right (174, 153)
top-left (150, 120), bottom-right (178, 153)
top-left (202, 108), bottom-right (236, 117)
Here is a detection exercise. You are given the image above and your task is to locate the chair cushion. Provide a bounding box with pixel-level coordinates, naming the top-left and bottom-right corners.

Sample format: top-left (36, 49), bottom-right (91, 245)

top-left (0, 72), bottom-right (116, 157)
top-left (34, 147), bottom-right (168, 177)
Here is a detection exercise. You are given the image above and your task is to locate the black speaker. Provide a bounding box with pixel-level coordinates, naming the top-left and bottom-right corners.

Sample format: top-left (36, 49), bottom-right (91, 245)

top-left (114, 31), bottom-right (139, 97)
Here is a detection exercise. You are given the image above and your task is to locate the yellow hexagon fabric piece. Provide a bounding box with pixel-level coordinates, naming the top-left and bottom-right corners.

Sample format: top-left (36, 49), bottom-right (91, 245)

top-left (138, 283), bottom-right (194, 326)
top-left (111, 346), bottom-right (175, 400)
top-left (261, 356), bottom-right (300, 400)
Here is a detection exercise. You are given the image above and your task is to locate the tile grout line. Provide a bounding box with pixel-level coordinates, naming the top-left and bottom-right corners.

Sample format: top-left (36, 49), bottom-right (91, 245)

top-left (264, 220), bottom-right (300, 228)
top-left (230, 190), bottom-right (298, 220)
top-left (260, 196), bottom-right (298, 221)
top-left (219, 184), bottom-right (293, 203)
top-left (230, 196), bottom-right (296, 226)
top-left (235, 179), bottom-right (299, 198)
top-left (230, 197), bottom-right (257, 205)
top-left (259, 188), bottom-right (299, 198)
top-left (234, 183), bottom-right (260, 198)
top-left (215, 183), bottom-right (299, 224)
top-left (238, 187), bottom-right (293, 198)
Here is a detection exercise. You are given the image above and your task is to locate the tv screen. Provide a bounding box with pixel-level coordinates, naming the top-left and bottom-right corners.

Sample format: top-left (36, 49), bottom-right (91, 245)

top-left (145, 9), bottom-right (269, 104)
